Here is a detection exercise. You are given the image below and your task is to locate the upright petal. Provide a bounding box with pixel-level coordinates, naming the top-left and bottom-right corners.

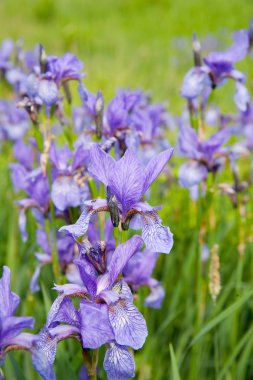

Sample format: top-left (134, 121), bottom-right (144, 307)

top-left (142, 148), bottom-right (174, 194)
top-left (104, 343), bottom-right (135, 380)
top-left (108, 236), bottom-right (143, 287)
top-left (88, 144), bottom-right (115, 186)
top-left (108, 299), bottom-right (147, 349)
top-left (108, 149), bottom-right (144, 214)
top-left (0, 266), bottom-right (20, 318)
top-left (141, 211), bottom-right (173, 254)
top-left (79, 302), bottom-right (114, 348)
top-left (178, 124), bottom-right (200, 159)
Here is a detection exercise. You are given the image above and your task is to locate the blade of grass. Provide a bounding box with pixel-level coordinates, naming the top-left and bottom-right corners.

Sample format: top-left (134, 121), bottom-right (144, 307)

top-left (169, 344), bottom-right (181, 380)
top-left (218, 324), bottom-right (253, 380)
top-left (190, 288), bottom-right (253, 347)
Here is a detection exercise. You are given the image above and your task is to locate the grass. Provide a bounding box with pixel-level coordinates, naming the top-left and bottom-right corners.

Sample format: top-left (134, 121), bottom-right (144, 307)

top-left (1, 0), bottom-right (253, 379)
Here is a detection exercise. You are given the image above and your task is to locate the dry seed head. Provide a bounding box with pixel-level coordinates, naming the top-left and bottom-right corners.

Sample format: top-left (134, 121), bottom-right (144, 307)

top-left (209, 244), bottom-right (221, 302)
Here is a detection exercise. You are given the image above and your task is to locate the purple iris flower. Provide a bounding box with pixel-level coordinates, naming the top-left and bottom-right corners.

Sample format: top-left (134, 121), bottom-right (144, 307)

top-left (123, 249), bottom-right (165, 309)
top-left (24, 52), bottom-right (84, 107)
top-left (73, 94), bottom-right (96, 134)
top-left (0, 266), bottom-right (34, 365)
top-left (50, 142), bottom-right (90, 211)
top-left (16, 169), bottom-right (50, 241)
top-left (33, 236), bottom-right (145, 379)
top-left (181, 29), bottom-right (250, 111)
top-left (178, 124), bottom-right (230, 188)
top-left (105, 89), bottom-right (143, 135)
top-left (31, 295), bottom-right (81, 380)
top-left (60, 144), bottom-right (174, 254)
top-left (104, 90), bottom-right (171, 157)
top-left (46, 53), bottom-right (84, 85)
top-left (0, 100), bottom-right (30, 141)
top-left (10, 139), bottom-right (37, 190)
top-left (54, 236), bottom-right (147, 349)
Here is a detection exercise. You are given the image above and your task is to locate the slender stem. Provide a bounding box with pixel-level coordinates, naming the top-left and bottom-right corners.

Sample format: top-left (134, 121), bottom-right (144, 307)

top-left (90, 349), bottom-right (99, 380)
top-left (214, 326), bottom-right (219, 379)
top-left (47, 161), bottom-right (61, 281)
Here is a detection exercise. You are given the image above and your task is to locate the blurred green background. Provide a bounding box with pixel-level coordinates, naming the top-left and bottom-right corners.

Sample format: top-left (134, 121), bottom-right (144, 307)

top-left (0, 0), bottom-right (252, 110)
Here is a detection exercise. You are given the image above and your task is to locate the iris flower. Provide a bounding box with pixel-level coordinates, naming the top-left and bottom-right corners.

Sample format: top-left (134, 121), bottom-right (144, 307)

top-left (60, 144), bottom-right (174, 254)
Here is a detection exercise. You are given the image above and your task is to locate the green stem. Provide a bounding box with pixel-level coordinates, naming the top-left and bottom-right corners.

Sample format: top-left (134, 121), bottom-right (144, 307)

top-left (47, 162), bottom-right (61, 281)
top-left (214, 326), bottom-right (219, 379)
top-left (90, 349), bottom-right (99, 380)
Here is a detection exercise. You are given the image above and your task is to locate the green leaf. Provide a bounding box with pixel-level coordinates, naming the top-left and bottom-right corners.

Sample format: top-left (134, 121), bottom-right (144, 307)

top-left (9, 353), bottom-right (26, 380)
top-left (169, 344), bottom-right (181, 380)
top-left (218, 324), bottom-right (253, 380)
top-left (190, 288), bottom-right (253, 347)
top-left (41, 280), bottom-right (53, 314)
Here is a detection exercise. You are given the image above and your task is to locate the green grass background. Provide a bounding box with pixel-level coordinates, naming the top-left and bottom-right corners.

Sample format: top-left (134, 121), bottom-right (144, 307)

top-left (1, 0), bottom-right (253, 379)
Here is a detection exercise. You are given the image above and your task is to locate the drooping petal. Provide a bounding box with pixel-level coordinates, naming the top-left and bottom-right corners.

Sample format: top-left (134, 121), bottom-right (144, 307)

top-left (38, 79), bottom-right (58, 106)
top-left (59, 199), bottom-right (108, 238)
top-left (59, 207), bottom-right (92, 238)
top-left (51, 176), bottom-right (81, 211)
top-left (108, 299), bottom-right (147, 349)
top-left (1, 316), bottom-right (34, 346)
top-left (88, 144), bottom-right (115, 186)
top-left (142, 148), bottom-right (174, 194)
top-left (79, 302), bottom-right (114, 349)
top-left (0, 266), bottom-right (20, 318)
top-left (53, 283), bottom-right (87, 297)
top-left (145, 279), bottom-right (165, 309)
top-left (31, 330), bottom-right (57, 380)
top-left (7, 332), bottom-right (36, 349)
top-left (108, 149), bottom-right (144, 214)
top-left (178, 162), bottom-right (207, 188)
top-left (30, 264), bottom-right (42, 293)
top-left (141, 211), bottom-right (173, 254)
top-left (204, 29), bottom-right (249, 66)
top-left (104, 343), bottom-right (135, 380)
top-left (108, 236), bottom-right (143, 287)
top-left (181, 66), bottom-right (211, 99)
top-left (234, 82), bottom-right (250, 112)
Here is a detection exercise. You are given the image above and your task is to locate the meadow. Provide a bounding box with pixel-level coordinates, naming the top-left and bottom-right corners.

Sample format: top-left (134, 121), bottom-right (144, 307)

top-left (1, 1), bottom-right (253, 379)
